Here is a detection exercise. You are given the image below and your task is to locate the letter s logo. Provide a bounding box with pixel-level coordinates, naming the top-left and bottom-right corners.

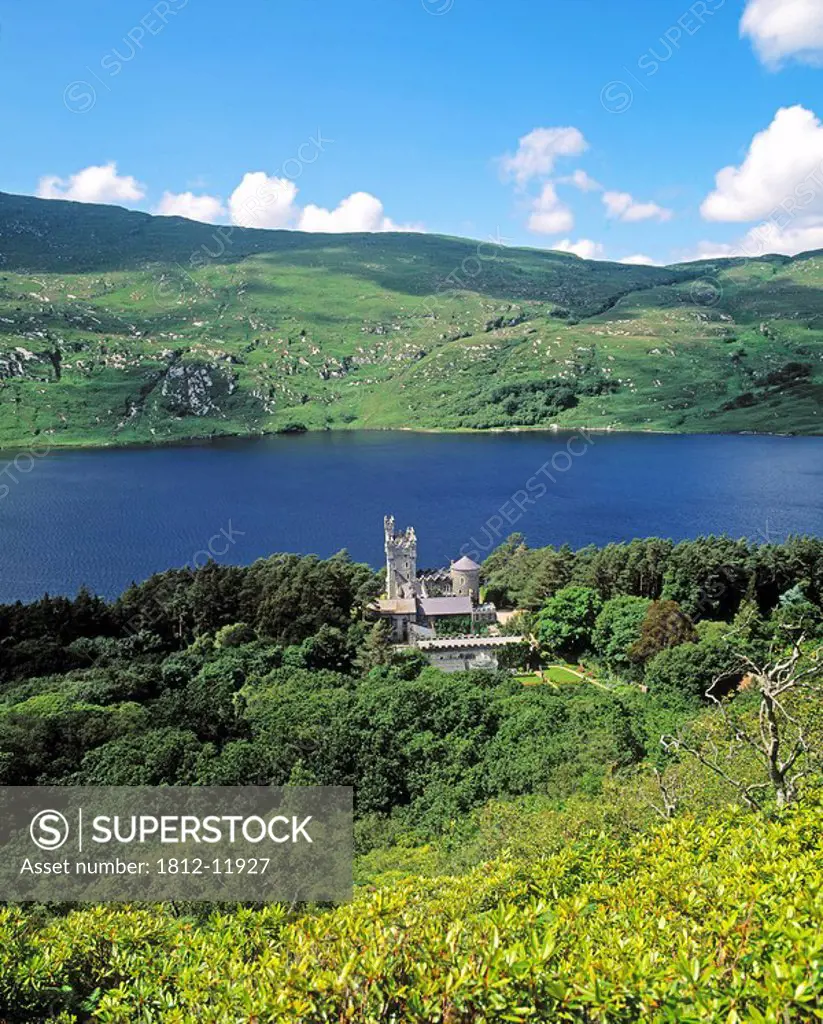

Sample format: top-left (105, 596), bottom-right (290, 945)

top-left (30, 810), bottom-right (70, 850)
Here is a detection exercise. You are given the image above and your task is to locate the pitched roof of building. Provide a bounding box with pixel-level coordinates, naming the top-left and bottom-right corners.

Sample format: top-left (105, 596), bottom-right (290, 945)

top-left (451, 556), bottom-right (481, 571)
top-left (419, 596), bottom-right (473, 617)
top-left (373, 598), bottom-right (417, 614)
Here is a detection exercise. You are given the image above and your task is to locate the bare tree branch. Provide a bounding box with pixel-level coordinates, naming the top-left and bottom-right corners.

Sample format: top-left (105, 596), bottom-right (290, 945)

top-left (667, 632), bottom-right (822, 809)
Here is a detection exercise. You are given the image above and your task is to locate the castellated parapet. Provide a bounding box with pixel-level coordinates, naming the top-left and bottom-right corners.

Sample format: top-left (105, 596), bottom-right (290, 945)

top-left (373, 516), bottom-right (520, 669)
top-left (384, 514), bottom-right (418, 599)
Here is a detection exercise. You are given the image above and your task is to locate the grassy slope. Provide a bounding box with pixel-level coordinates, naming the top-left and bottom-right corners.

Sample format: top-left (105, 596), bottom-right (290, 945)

top-left (0, 191), bottom-right (821, 447)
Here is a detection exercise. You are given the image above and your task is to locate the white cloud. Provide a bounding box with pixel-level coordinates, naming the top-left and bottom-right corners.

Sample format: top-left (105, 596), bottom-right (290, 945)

top-left (741, 0), bottom-right (823, 67)
top-left (552, 238), bottom-right (604, 260)
top-left (685, 241), bottom-right (737, 261)
top-left (620, 254), bottom-right (656, 265)
top-left (526, 183), bottom-right (575, 235)
top-left (701, 106), bottom-right (823, 226)
top-left (560, 169), bottom-right (602, 192)
top-left (228, 172), bottom-right (299, 229)
top-left (603, 190), bottom-right (672, 223)
top-left (743, 216), bottom-right (823, 255)
top-left (36, 162), bottom-right (145, 205)
top-left (154, 191), bottom-right (225, 223)
top-left (500, 126), bottom-right (588, 186)
top-left (690, 214), bottom-right (823, 261)
top-left (298, 191), bottom-right (416, 233)
top-left (227, 177), bottom-right (415, 233)
top-left (34, 162), bottom-right (417, 235)
top-left (31, 155), bottom-right (421, 238)
top-left (684, 241), bottom-right (739, 261)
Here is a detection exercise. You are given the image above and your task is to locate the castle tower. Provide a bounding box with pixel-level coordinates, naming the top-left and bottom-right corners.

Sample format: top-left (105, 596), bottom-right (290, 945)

top-left (384, 515), bottom-right (418, 599)
top-left (450, 555), bottom-right (481, 603)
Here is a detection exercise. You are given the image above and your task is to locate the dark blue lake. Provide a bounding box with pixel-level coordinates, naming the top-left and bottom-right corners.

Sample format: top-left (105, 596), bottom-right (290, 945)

top-left (1, 431), bottom-right (821, 603)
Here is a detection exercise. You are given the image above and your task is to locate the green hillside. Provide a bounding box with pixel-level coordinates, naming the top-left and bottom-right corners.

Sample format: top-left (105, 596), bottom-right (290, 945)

top-left (0, 191), bottom-right (821, 447)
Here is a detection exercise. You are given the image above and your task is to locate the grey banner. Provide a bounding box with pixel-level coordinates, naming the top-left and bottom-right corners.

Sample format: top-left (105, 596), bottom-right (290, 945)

top-left (0, 786), bottom-right (352, 902)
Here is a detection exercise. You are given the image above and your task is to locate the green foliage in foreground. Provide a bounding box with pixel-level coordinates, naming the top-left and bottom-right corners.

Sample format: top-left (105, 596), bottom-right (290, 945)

top-left (0, 192), bottom-right (821, 447)
top-left (1, 798), bottom-right (822, 1023)
top-left (0, 537), bottom-right (820, 1021)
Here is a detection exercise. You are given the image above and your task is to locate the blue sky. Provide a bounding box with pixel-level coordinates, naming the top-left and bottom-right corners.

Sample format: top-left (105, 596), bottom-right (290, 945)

top-left (2, 0), bottom-right (823, 264)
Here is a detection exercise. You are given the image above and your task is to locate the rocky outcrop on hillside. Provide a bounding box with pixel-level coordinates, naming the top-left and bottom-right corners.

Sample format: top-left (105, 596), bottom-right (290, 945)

top-left (157, 361), bottom-right (238, 418)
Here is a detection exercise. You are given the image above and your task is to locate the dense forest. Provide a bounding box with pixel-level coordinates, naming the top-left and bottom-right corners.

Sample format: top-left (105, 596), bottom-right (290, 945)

top-left (0, 534), bottom-right (821, 1021)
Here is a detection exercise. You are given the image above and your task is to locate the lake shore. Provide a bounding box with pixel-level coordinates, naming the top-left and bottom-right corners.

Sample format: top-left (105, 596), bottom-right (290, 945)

top-left (0, 420), bottom-right (811, 456)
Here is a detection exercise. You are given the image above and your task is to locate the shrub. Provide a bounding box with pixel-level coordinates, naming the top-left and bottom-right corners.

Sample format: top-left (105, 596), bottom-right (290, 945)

top-left (1, 798), bottom-right (822, 1022)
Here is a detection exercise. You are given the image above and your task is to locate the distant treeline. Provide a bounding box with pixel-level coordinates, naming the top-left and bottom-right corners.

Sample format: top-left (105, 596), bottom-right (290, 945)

top-left (483, 533), bottom-right (823, 617)
top-left (1, 535), bottom-right (821, 684)
top-left (0, 551), bottom-right (379, 682)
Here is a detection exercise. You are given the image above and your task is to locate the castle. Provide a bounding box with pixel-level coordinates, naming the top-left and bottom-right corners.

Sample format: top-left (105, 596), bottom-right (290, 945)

top-left (374, 515), bottom-right (498, 642)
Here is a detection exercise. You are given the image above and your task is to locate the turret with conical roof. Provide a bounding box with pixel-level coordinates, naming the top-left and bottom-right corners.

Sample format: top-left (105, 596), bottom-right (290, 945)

top-left (450, 554), bottom-right (481, 602)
